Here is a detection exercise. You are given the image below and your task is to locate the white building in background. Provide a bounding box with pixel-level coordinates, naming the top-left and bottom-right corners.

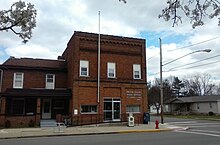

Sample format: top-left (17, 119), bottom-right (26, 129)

top-left (165, 96), bottom-right (220, 115)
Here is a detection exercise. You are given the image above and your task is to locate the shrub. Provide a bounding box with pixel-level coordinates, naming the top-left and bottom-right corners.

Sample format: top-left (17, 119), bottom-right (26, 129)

top-left (208, 112), bottom-right (215, 116)
top-left (28, 119), bottom-right (35, 127)
top-left (5, 120), bottom-right (11, 128)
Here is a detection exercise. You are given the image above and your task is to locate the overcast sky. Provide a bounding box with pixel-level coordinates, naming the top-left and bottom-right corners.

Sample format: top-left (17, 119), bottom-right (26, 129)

top-left (1, 0), bottom-right (220, 82)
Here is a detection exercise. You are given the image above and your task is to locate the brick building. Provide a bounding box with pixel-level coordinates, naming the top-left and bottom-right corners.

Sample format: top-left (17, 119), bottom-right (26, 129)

top-left (0, 31), bottom-right (147, 127)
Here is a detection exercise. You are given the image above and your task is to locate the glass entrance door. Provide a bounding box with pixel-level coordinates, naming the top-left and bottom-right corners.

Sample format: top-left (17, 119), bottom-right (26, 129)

top-left (104, 99), bottom-right (121, 121)
top-left (113, 101), bottom-right (120, 121)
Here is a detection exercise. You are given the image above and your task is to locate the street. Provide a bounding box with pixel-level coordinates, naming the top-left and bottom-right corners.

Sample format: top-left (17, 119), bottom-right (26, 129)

top-left (0, 117), bottom-right (220, 145)
top-left (0, 130), bottom-right (219, 145)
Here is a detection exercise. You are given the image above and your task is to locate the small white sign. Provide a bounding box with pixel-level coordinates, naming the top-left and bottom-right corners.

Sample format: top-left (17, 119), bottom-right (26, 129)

top-left (74, 109), bottom-right (78, 115)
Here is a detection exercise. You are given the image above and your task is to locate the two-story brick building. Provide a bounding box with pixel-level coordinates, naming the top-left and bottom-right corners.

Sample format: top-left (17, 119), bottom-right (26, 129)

top-left (0, 31), bottom-right (147, 127)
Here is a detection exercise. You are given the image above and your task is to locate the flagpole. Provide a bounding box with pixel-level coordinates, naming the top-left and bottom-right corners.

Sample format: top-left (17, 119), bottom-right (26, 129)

top-left (97, 11), bottom-right (101, 103)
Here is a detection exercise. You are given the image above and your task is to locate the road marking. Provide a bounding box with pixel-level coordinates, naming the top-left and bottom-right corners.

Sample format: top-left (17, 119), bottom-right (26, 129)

top-left (190, 129), bottom-right (220, 134)
top-left (176, 130), bottom-right (220, 137)
top-left (186, 122), bottom-right (220, 125)
top-left (165, 121), bottom-right (197, 124)
top-left (167, 122), bottom-right (220, 128)
top-left (187, 125), bottom-right (220, 128)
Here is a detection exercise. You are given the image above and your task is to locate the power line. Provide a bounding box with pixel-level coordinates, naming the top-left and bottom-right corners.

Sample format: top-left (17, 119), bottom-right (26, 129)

top-left (147, 35), bottom-right (220, 61)
top-left (164, 60), bottom-right (220, 72)
top-left (167, 54), bottom-right (220, 71)
top-left (148, 72), bottom-right (159, 76)
top-left (149, 54), bottom-right (220, 76)
top-left (147, 52), bottom-right (160, 60)
top-left (168, 35), bottom-right (220, 52)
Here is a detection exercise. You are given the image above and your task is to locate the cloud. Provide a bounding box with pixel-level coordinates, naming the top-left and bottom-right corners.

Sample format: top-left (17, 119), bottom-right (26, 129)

top-left (1, 0), bottom-right (220, 82)
top-left (5, 44), bottom-right (59, 59)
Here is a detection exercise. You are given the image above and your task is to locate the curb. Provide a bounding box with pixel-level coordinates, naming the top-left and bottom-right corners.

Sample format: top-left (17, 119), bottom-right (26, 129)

top-left (0, 128), bottom-right (175, 140)
top-left (118, 129), bottom-right (173, 133)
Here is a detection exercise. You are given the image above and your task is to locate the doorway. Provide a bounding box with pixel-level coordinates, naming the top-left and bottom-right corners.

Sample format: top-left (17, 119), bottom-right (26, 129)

top-left (104, 98), bottom-right (121, 121)
top-left (42, 99), bottom-right (51, 119)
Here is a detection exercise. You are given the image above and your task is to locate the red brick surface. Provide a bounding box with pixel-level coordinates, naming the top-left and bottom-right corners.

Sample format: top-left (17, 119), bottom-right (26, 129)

top-left (63, 32), bottom-right (148, 125)
top-left (0, 32), bottom-right (148, 127)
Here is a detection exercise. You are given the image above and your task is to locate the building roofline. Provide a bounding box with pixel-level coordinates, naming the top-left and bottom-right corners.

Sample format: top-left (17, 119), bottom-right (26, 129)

top-left (0, 57), bottom-right (67, 71)
top-left (66, 31), bottom-right (145, 47)
top-left (166, 95), bottom-right (220, 104)
top-left (73, 31), bottom-right (145, 41)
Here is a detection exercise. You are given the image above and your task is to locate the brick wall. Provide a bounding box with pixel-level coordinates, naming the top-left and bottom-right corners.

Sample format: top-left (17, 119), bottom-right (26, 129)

top-left (1, 69), bottom-right (67, 91)
top-left (64, 32), bottom-right (147, 125)
top-left (5, 116), bottom-right (37, 128)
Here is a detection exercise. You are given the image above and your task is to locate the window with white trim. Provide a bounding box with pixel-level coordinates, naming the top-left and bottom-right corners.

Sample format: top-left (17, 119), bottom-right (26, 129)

top-left (80, 60), bottom-right (89, 77)
top-left (46, 74), bottom-right (55, 89)
top-left (126, 105), bottom-right (140, 113)
top-left (81, 105), bottom-right (97, 114)
top-left (107, 62), bottom-right (116, 78)
top-left (13, 72), bottom-right (24, 88)
top-left (133, 64), bottom-right (141, 79)
top-left (209, 102), bottom-right (212, 108)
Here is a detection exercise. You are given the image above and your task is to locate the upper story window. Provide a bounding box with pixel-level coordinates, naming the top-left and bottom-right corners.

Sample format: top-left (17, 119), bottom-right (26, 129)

top-left (13, 72), bottom-right (24, 88)
top-left (107, 62), bottom-right (116, 78)
top-left (46, 74), bottom-right (55, 89)
top-left (80, 60), bottom-right (89, 77)
top-left (133, 64), bottom-right (141, 79)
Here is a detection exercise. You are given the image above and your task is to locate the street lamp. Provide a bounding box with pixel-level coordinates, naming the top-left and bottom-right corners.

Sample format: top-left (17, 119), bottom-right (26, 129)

top-left (163, 49), bottom-right (211, 66)
top-left (159, 38), bottom-right (211, 124)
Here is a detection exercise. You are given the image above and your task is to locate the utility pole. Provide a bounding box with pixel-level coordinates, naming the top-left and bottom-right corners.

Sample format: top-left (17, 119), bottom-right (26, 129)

top-left (158, 38), bottom-right (210, 124)
top-left (159, 38), bottom-right (164, 124)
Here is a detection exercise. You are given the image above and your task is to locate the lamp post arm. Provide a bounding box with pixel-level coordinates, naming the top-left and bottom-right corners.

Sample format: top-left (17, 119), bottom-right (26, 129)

top-left (163, 49), bottom-right (211, 66)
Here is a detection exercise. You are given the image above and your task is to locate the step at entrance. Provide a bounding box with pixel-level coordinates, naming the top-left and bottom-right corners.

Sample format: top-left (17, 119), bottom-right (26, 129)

top-left (40, 120), bottom-right (57, 128)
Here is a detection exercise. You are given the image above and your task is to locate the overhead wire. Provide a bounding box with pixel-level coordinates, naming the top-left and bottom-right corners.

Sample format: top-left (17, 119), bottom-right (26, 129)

top-left (147, 52), bottom-right (160, 60)
top-left (149, 54), bottom-right (220, 76)
top-left (167, 35), bottom-right (220, 52)
top-left (164, 60), bottom-right (220, 72)
top-left (147, 35), bottom-right (220, 76)
top-left (166, 54), bottom-right (220, 71)
top-left (147, 35), bottom-right (220, 61)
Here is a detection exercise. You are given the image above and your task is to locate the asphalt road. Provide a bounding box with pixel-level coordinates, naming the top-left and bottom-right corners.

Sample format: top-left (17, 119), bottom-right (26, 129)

top-left (0, 117), bottom-right (220, 145)
top-left (0, 130), bottom-right (219, 145)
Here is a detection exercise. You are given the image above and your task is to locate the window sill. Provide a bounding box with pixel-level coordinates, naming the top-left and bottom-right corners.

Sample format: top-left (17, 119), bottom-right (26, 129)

top-left (80, 112), bottom-right (97, 114)
top-left (126, 112), bottom-right (141, 114)
top-left (133, 78), bottom-right (142, 80)
top-left (13, 87), bottom-right (23, 89)
top-left (107, 77), bottom-right (117, 79)
top-left (80, 75), bottom-right (90, 77)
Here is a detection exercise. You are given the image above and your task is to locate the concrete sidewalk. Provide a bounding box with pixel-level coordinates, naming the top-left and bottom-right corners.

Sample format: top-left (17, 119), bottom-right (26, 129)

top-left (0, 122), bottom-right (188, 139)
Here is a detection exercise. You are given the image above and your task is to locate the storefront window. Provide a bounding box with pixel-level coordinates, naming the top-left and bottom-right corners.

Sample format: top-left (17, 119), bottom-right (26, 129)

top-left (81, 105), bottom-right (97, 114)
top-left (126, 105), bottom-right (140, 113)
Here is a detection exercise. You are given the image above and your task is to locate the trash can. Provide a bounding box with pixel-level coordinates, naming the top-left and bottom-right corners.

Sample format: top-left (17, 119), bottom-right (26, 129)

top-left (143, 112), bottom-right (150, 124)
top-left (128, 113), bottom-right (134, 127)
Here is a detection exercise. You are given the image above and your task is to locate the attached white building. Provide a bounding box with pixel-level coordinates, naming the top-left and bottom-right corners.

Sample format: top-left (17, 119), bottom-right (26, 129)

top-left (165, 96), bottom-right (220, 115)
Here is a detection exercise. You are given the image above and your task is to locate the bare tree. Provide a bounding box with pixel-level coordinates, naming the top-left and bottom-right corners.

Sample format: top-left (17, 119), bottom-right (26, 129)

top-left (148, 78), bottom-right (173, 114)
top-left (201, 73), bottom-right (215, 95)
top-left (0, 0), bottom-right (37, 43)
top-left (214, 83), bottom-right (220, 95)
top-left (184, 73), bottom-right (215, 96)
top-left (119, 0), bottom-right (127, 3)
top-left (119, 0), bottom-right (220, 28)
top-left (148, 81), bottom-right (160, 114)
